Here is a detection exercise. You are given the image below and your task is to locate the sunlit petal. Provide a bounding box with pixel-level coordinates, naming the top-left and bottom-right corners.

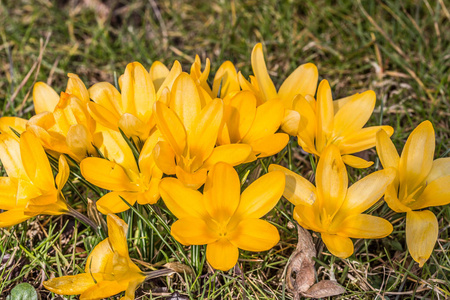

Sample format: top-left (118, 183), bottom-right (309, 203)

top-left (228, 219), bottom-right (279, 251)
top-left (315, 80), bottom-right (334, 152)
top-left (154, 102), bottom-right (187, 156)
top-left (66, 73), bottom-right (89, 103)
top-left (426, 157), bottom-right (450, 182)
top-left (409, 175), bottom-right (450, 210)
top-left (156, 60), bottom-right (182, 99)
top-left (171, 218), bottom-right (218, 245)
top-left (203, 144), bottom-right (252, 169)
top-left (43, 273), bottom-right (102, 296)
top-left (249, 133), bottom-right (289, 158)
top-left (85, 239), bottom-right (114, 274)
top-left (280, 109), bottom-right (300, 136)
top-left (406, 210), bottom-right (438, 267)
top-left (251, 43), bottom-right (277, 102)
top-left (33, 82), bottom-right (59, 114)
top-left (96, 192), bottom-right (138, 214)
top-left (149, 61), bottom-right (170, 91)
top-left (278, 63), bottom-right (318, 108)
top-left (341, 155), bottom-right (374, 169)
top-left (206, 239), bottom-right (239, 271)
top-left (213, 61), bottom-right (240, 98)
top-left (321, 233), bottom-right (354, 259)
top-left (222, 91), bottom-right (256, 143)
top-left (0, 209), bottom-right (32, 227)
top-left (375, 129), bottom-right (399, 169)
top-left (0, 117), bottom-right (27, 138)
top-left (107, 214), bottom-right (129, 257)
top-left (334, 214), bottom-right (393, 238)
top-left (339, 125), bottom-right (394, 155)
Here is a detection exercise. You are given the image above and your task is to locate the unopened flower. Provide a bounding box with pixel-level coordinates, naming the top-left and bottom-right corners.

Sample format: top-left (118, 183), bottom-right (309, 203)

top-left (270, 145), bottom-right (395, 258)
top-left (376, 121), bottom-right (450, 266)
top-left (159, 162), bottom-right (285, 271)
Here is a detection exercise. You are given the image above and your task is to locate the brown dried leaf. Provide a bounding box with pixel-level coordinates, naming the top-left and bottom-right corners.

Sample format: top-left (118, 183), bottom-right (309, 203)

top-left (302, 280), bottom-right (346, 298)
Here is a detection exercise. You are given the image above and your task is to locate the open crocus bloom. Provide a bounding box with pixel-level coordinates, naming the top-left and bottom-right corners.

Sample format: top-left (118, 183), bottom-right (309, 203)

top-left (159, 162), bottom-right (285, 271)
top-left (296, 80), bottom-right (394, 168)
top-left (0, 116), bottom-right (28, 140)
top-left (80, 129), bottom-right (162, 214)
top-left (154, 73), bottom-right (252, 188)
top-left (241, 43), bottom-right (319, 136)
top-left (88, 61), bottom-right (181, 144)
top-left (376, 120), bottom-right (450, 266)
top-left (269, 145), bottom-right (395, 258)
top-left (0, 131), bottom-right (69, 227)
top-left (44, 214), bottom-right (146, 300)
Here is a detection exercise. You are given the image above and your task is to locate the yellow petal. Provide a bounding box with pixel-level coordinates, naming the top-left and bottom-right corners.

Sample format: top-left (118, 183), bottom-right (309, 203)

top-left (204, 162), bottom-right (240, 223)
top-left (202, 144), bottom-right (252, 169)
top-left (249, 133), bottom-right (289, 158)
top-left (33, 82), bottom-right (59, 114)
top-left (81, 279), bottom-right (128, 300)
top-left (228, 219), bottom-right (279, 251)
top-left (88, 82), bottom-right (122, 118)
top-left (406, 210), bottom-right (438, 267)
top-left (278, 63), bottom-right (318, 108)
top-left (206, 239), bottom-right (239, 271)
top-left (213, 61), bottom-right (240, 98)
top-left (118, 113), bottom-right (151, 140)
top-left (339, 125), bottom-right (394, 155)
top-left (20, 131), bottom-right (55, 191)
top-left (332, 90), bottom-right (376, 138)
top-left (188, 99), bottom-right (223, 162)
top-left (56, 155), bottom-right (70, 192)
top-left (169, 73), bottom-right (201, 134)
top-left (153, 141), bottom-right (176, 174)
top-left (138, 130), bottom-right (162, 178)
top-left (321, 233), bottom-right (354, 259)
top-left (384, 183), bottom-right (411, 213)
top-left (155, 60), bottom-right (182, 99)
top-left (0, 209), bottom-right (32, 228)
top-left (121, 62), bottom-right (155, 121)
top-left (399, 121), bottom-right (435, 197)
top-left (295, 94), bottom-right (317, 153)
top-left (233, 171), bottom-right (285, 220)
top-left (85, 239), bottom-right (114, 274)
top-left (238, 72), bottom-right (264, 105)
top-left (222, 91), bottom-right (257, 143)
top-left (426, 157), bottom-right (450, 182)
top-left (376, 129), bottom-right (399, 169)
top-left (280, 109), bottom-right (300, 136)
top-left (154, 102), bottom-right (187, 156)
top-left (175, 166), bottom-right (208, 190)
top-left (136, 177), bottom-right (160, 205)
top-left (88, 102), bottom-right (121, 131)
top-left (315, 80), bottom-right (334, 152)
top-left (409, 175), bottom-right (450, 210)
top-left (66, 124), bottom-right (91, 161)
top-left (149, 61), bottom-right (170, 91)
top-left (316, 145), bottom-right (347, 216)
top-left (171, 218), bottom-right (218, 245)
top-left (107, 214), bottom-right (129, 257)
top-left (0, 117), bottom-right (27, 138)
top-left (96, 192), bottom-right (138, 214)
top-left (334, 214), bottom-right (393, 238)
top-left (333, 93), bottom-right (359, 113)
top-left (0, 178), bottom-right (17, 210)
top-left (80, 158), bottom-right (138, 191)
top-left (293, 204), bottom-right (322, 233)
top-left (341, 155), bottom-right (374, 169)
top-left (268, 164), bottom-right (315, 206)
top-left (241, 99), bottom-right (284, 143)
top-left (66, 73), bottom-right (89, 103)
top-left (0, 134), bottom-right (24, 179)
top-left (251, 43), bottom-right (278, 101)
top-left (43, 273), bottom-right (102, 296)
top-left (159, 177), bottom-right (208, 219)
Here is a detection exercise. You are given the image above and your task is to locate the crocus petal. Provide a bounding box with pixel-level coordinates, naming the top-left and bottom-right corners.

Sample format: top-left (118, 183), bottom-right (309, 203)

top-left (0, 209), bottom-right (32, 227)
top-left (20, 131), bottom-right (55, 191)
top-left (376, 129), bottom-right (399, 169)
top-left (238, 72), bottom-right (263, 105)
top-left (332, 90), bottom-right (376, 138)
top-left (85, 239), bottom-right (114, 274)
top-left (203, 144), bottom-right (252, 169)
top-left (88, 82), bottom-right (123, 116)
top-left (268, 164), bottom-right (315, 206)
top-left (169, 73), bottom-right (201, 134)
top-left (0, 134), bottom-right (24, 179)
top-left (280, 109), bottom-right (300, 136)
top-left (33, 82), bottom-right (59, 114)
top-left (278, 63), bottom-right (318, 109)
top-left (107, 214), bottom-right (129, 257)
top-left (316, 145), bottom-right (347, 216)
top-left (228, 219), bottom-right (279, 251)
top-left (123, 277), bottom-right (145, 300)
top-left (251, 43), bottom-right (278, 102)
top-left (249, 133), bottom-right (289, 158)
top-left (175, 166), bottom-right (208, 189)
top-left (155, 60), bottom-right (182, 99)
top-left (204, 162), bottom-right (240, 223)
top-left (384, 183), bottom-right (411, 213)
top-left (88, 102), bottom-right (120, 132)
top-left (149, 61), bottom-right (170, 91)
top-left (80, 158), bottom-right (138, 192)
top-left (341, 155), bottom-right (374, 169)
top-left (159, 177), bottom-right (208, 219)
top-left (96, 192), bottom-right (138, 214)
top-left (81, 280), bottom-right (129, 300)
top-left (66, 73), bottom-right (89, 103)
top-left (233, 171), bottom-right (285, 220)
top-left (295, 94), bottom-right (317, 153)
top-left (189, 99), bottom-right (223, 162)
top-left (337, 168), bottom-right (396, 216)
top-left (315, 80), bottom-right (334, 152)
top-left (56, 155), bottom-right (70, 192)
top-left (66, 124), bottom-right (91, 161)
top-left (213, 61), bottom-right (240, 98)
top-left (339, 125), bottom-right (394, 155)
top-left (293, 205), bottom-right (322, 233)
top-left (334, 214), bottom-right (393, 238)
top-left (136, 177), bottom-right (161, 205)
top-left (171, 218), bottom-right (218, 245)
top-left (241, 99), bottom-right (284, 143)
top-left (321, 233), bottom-right (354, 259)
top-left (0, 117), bottom-right (27, 138)
top-left (0, 178), bottom-right (17, 210)
top-left (154, 102), bottom-right (187, 156)
top-left (153, 141), bottom-right (176, 174)
top-left (406, 210), bottom-right (438, 267)
top-left (43, 273), bottom-right (103, 296)
top-left (426, 157), bottom-right (450, 182)
top-left (118, 113), bottom-right (151, 140)
top-left (399, 121), bottom-right (435, 195)
top-left (206, 239), bottom-right (239, 271)
top-left (222, 91), bottom-right (257, 143)
top-left (409, 175), bottom-right (450, 210)
top-left (138, 130), bottom-right (161, 178)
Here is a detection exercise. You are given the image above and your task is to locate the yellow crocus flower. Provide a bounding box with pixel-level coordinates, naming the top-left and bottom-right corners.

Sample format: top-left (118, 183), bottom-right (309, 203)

top-left (80, 129), bottom-right (162, 214)
top-left (242, 43), bottom-right (319, 136)
top-left (159, 162), bottom-right (285, 271)
top-left (0, 131), bottom-right (69, 227)
top-left (0, 116), bottom-right (28, 140)
top-left (269, 145), bottom-right (396, 258)
top-left (153, 73), bottom-right (252, 188)
top-left (376, 120), bottom-right (450, 267)
top-left (44, 214), bottom-right (146, 300)
top-left (88, 61), bottom-right (181, 143)
top-left (296, 80), bottom-right (394, 168)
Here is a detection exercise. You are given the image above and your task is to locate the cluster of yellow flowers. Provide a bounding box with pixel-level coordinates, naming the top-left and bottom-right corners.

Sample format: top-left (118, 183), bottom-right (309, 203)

top-left (0, 43), bottom-right (448, 299)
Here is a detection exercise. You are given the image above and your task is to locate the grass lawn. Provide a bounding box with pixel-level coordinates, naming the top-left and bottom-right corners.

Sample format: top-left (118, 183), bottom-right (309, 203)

top-left (1, 0), bottom-right (449, 299)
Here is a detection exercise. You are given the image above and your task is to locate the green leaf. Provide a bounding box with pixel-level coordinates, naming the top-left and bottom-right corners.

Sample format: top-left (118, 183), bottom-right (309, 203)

top-left (6, 283), bottom-right (38, 300)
